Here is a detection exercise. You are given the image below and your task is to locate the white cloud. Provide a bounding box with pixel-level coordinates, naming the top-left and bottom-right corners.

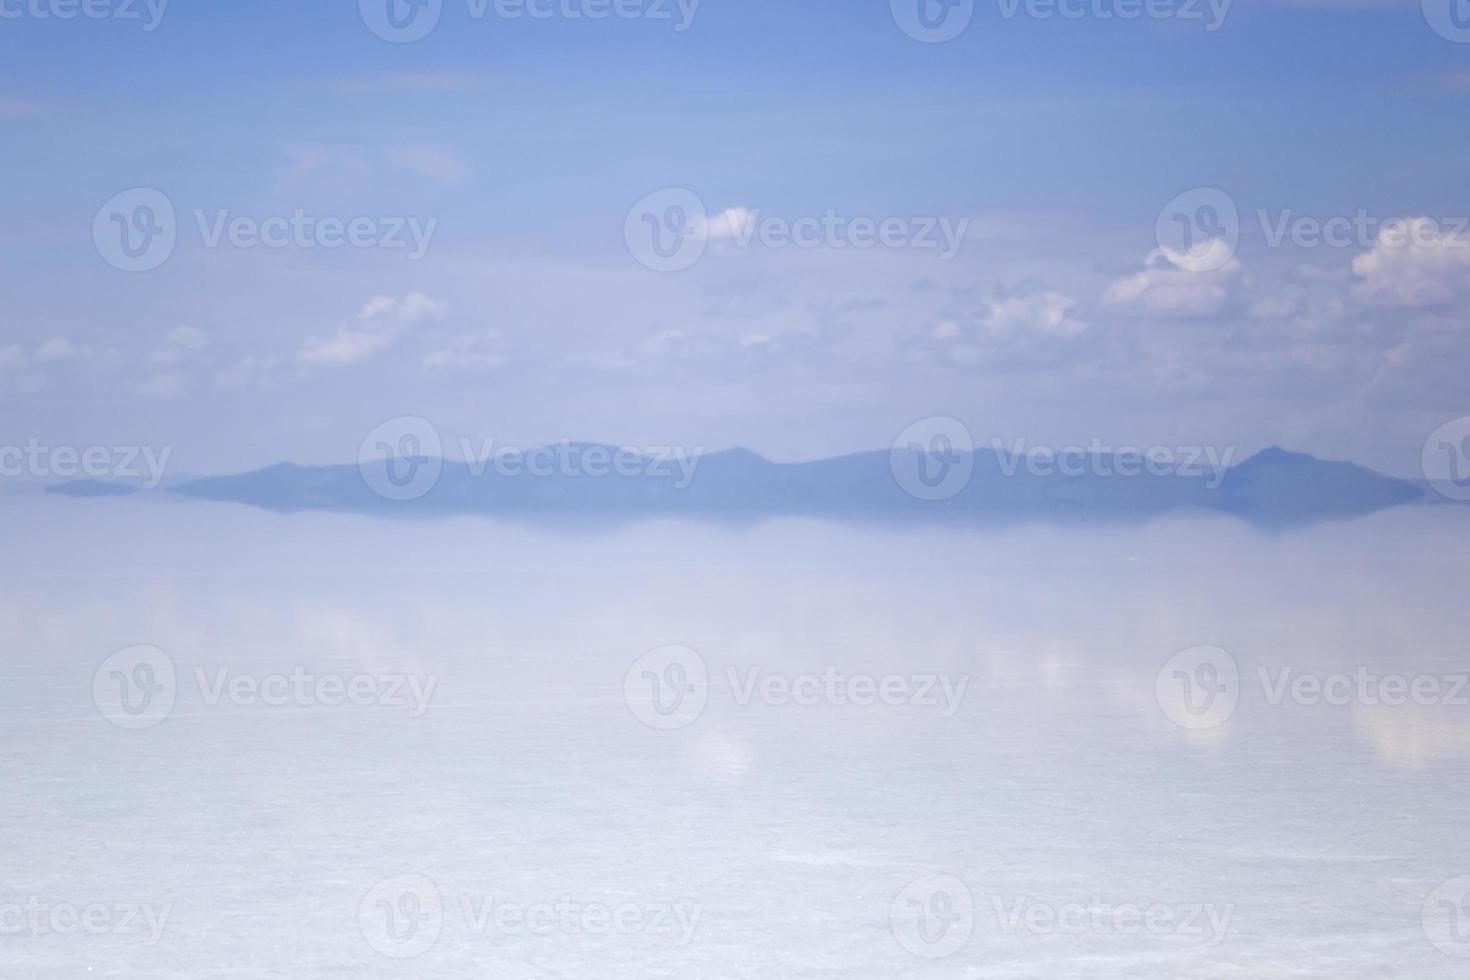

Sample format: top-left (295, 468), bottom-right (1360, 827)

top-left (358, 295), bottom-right (397, 320)
top-left (1351, 217), bottom-right (1470, 309)
top-left (584, 323), bottom-right (829, 374)
top-left (335, 71), bottom-right (494, 94)
top-left (36, 337), bottom-right (86, 362)
top-left (398, 293), bottom-right (447, 323)
top-left (636, 329), bottom-right (689, 358)
top-left (589, 351), bottom-right (637, 372)
top-left (977, 290), bottom-right (1087, 338)
top-left (133, 372), bottom-right (183, 400)
top-left (1244, 270), bottom-right (1349, 333)
top-left (902, 283), bottom-right (1095, 372)
top-left (699, 207), bottom-right (756, 243)
top-left (300, 328), bottom-right (395, 366)
top-left (358, 293), bottom-right (447, 323)
top-left (276, 143), bottom-right (369, 184)
top-left (1103, 244), bottom-right (1243, 316)
top-left (423, 335), bottom-right (505, 371)
top-left (385, 143), bottom-right (468, 183)
top-left (149, 325), bottom-right (211, 367)
top-left (167, 325), bottom-right (209, 350)
top-left (305, 294), bottom-right (447, 367)
top-left (0, 97), bottom-right (45, 118)
top-left (277, 141), bottom-right (466, 189)
top-left (215, 355), bottom-right (279, 390)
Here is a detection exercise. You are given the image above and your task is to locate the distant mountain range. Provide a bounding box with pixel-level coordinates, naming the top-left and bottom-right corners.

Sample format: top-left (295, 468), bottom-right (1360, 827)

top-left (42, 445), bottom-right (1456, 528)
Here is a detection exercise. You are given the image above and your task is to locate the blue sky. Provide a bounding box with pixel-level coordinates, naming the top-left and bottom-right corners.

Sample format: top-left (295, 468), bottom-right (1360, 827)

top-left (2, 0), bottom-right (1468, 475)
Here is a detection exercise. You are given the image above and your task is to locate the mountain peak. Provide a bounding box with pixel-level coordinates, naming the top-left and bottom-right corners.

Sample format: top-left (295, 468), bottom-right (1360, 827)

top-left (701, 447), bottom-right (770, 464)
top-left (1242, 445), bottom-right (1315, 467)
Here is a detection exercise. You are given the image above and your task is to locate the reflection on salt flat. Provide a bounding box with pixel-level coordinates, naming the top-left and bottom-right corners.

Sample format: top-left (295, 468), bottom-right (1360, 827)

top-left (1354, 704), bottom-right (1470, 769)
top-left (1, 498), bottom-right (1469, 977)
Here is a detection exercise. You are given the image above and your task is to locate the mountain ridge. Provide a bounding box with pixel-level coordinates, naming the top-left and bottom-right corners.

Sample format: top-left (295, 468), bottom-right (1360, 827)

top-left (40, 443), bottom-right (1454, 528)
